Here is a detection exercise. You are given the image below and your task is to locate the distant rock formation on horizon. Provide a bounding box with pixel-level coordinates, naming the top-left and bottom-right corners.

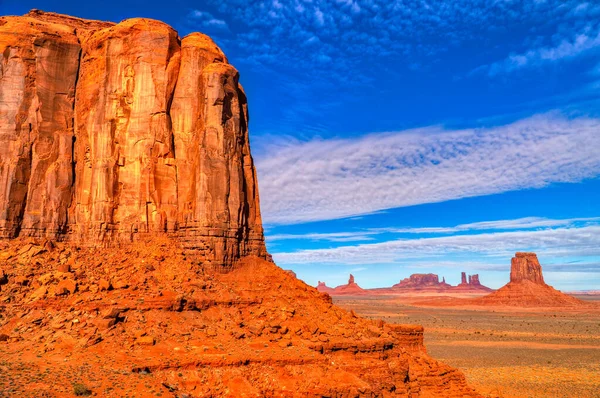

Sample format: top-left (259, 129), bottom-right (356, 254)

top-left (454, 272), bottom-right (493, 292)
top-left (317, 271), bottom-right (493, 295)
top-left (476, 252), bottom-right (584, 307)
top-left (316, 281), bottom-right (335, 293)
top-left (392, 273), bottom-right (451, 290)
top-left (330, 274), bottom-right (367, 295)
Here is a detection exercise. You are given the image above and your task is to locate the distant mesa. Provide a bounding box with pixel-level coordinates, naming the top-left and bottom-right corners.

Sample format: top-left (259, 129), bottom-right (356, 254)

top-left (317, 271), bottom-right (492, 296)
top-left (475, 252), bottom-right (585, 307)
top-left (393, 273), bottom-right (447, 289)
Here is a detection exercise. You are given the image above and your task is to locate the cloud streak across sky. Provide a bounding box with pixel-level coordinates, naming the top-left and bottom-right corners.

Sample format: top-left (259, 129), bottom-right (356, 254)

top-left (483, 25), bottom-right (600, 76)
top-left (267, 217), bottom-right (600, 242)
top-left (255, 114), bottom-right (600, 225)
top-left (273, 225), bottom-right (600, 266)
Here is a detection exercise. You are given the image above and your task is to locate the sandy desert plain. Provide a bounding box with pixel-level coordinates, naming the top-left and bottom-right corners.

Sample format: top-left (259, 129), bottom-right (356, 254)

top-left (334, 294), bottom-right (600, 398)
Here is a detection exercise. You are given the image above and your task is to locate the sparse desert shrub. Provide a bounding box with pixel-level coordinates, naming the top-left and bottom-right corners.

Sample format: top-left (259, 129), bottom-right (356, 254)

top-left (73, 382), bottom-right (92, 396)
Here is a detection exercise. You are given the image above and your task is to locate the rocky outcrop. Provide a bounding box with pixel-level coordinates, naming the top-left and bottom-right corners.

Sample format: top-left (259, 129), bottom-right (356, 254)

top-left (475, 253), bottom-right (584, 307)
top-left (0, 10), bottom-right (267, 267)
top-left (330, 274), bottom-right (367, 295)
top-left (510, 252), bottom-right (544, 284)
top-left (454, 272), bottom-right (493, 292)
top-left (393, 273), bottom-right (447, 290)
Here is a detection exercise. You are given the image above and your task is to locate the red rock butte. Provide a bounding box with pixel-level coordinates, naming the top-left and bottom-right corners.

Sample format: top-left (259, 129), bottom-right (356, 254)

top-left (0, 10), bottom-right (480, 397)
top-left (0, 9), bottom-right (266, 267)
top-left (475, 252), bottom-right (584, 307)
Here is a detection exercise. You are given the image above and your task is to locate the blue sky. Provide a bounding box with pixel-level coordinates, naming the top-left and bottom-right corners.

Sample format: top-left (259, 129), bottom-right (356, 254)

top-left (3, 0), bottom-right (600, 290)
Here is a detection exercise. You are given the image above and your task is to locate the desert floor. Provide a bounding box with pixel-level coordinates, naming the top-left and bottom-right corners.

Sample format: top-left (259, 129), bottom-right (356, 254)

top-left (334, 295), bottom-right (600, 398)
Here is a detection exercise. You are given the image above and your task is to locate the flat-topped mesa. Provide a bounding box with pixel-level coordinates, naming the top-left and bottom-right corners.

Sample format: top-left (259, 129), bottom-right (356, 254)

top-left (393, 273), bottom-right (442, 289)
top-left (0, 10), bottom-right (267, 267)
top-left (510, 252), bottom-right (545, 284)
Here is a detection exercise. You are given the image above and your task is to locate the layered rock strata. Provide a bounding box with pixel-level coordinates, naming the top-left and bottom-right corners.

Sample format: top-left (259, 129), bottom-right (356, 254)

top-left (0, 10), bottom-right (266, 267)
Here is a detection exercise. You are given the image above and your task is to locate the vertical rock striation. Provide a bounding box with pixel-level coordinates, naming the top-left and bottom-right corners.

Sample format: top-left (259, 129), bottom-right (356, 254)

top-left (0, 11), bottom-right (267, 267)
top-left (510, 252), bottom-right (544, 284)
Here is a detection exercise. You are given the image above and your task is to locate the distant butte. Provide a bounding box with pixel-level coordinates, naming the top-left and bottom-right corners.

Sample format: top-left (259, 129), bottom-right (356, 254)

top-left (474, 253), bottom-right (585, 307)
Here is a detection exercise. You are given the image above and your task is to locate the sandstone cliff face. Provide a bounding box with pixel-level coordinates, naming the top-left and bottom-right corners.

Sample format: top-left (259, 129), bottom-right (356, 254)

top-left (0, 11), bottom-right (266, 267)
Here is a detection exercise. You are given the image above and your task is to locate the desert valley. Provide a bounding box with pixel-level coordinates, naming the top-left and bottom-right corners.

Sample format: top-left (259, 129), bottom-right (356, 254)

top-left (0, 4), bottom-right (599, 398)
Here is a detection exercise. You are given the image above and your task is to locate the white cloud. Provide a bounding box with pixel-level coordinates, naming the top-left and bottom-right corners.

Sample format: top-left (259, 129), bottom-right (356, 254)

top-left (188, 9), bottom-right (230, 31)
top-left (255, 114), bottom-right (600, 225)
top-left (376, 216), bottom-right (600, 234)
top-left (268, 231), bottom-right (378, 242)
top-left (486, 27), bottom-right (600, 75)
top-left (273, 225), bottom-right (600, 265)
top-left (267, 217), bottom-right (600, 242)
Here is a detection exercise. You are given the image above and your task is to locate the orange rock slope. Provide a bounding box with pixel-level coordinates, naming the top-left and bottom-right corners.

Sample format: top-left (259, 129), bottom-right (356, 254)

top-left (0, 239), bottom-right (479, 397)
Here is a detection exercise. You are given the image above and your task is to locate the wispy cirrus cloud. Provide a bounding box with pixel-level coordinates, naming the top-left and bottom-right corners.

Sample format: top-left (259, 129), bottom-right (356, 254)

top-left (481, 26), bottom-right (600, 76)
top-left (268, 231), bottom-right (377, 242)
top-left (255, 114), bottom-right (600, 225)
top-left (375, 216), bottom-right (600, 234)
top-left (268, 217), bottom-right (600, 242)
top-left (273, 225), bottom-right (600, 266)
top-left (188, 9), bottom-right (230, 32)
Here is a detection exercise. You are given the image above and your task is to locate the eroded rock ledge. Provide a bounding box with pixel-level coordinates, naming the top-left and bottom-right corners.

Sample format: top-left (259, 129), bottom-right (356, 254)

top-left (0, 10), bottom-right (267, 266)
